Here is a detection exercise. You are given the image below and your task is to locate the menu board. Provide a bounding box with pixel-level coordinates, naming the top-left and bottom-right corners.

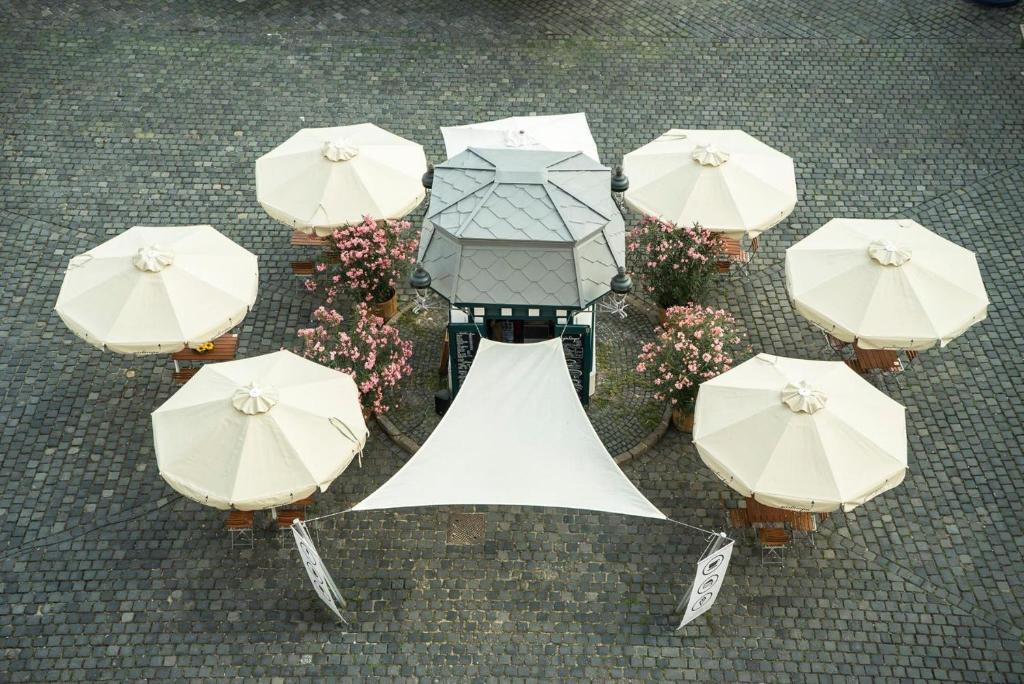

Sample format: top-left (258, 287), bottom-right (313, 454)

top-left (449, 324), bottom-right (481, 394)
top-left (560, 326), bottom-right (588, 401)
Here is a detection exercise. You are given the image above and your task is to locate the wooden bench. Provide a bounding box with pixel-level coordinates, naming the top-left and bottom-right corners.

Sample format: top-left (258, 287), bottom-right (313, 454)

top-left (290, 230), bottom-right (332, 248)
top-left (172, 368), bottom-right (200, 385)
top-left (290, 230), bottom-right (340, 276)
top-left (291, 261), bottom-right (315, 276)
top-left (277, 509), bottom-right (306, 529)
top-left (727, 508), bottom-right (751, 529)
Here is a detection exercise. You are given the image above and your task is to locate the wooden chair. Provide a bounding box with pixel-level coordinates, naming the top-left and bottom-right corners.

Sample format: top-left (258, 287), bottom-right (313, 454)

top-left (758, 527), bottom-right (789, 565)
top-left (290, 231), bottom-right (339, 276)
top-left (716, 236), bottom-right (758, 274)
top-left (225, 510), bottom-right (255, 549)
top-left (790, 512), bottom-right (818, 547)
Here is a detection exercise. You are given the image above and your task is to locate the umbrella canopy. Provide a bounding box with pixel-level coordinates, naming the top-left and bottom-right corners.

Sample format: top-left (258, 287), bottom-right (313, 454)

top-left (55, 225), bottom-right (258, 354)
top-left (786, 218), bottom-right (989, 350)
top-left (441, 113), bottom-right (600, 162)
top-left (152, 350), bottom-right (369, 511)
top-left (623, 129), bottom-right (797, 239)
top-left (255, 123), bottom-right (427, 236)
top-left (693, 354), bottom-right (907, 513)
top-left (418, 147), bottom-right (624, 308)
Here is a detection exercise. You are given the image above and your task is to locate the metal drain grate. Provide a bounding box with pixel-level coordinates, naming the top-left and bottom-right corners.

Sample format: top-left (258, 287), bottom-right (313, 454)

top-left (446, 512), bottom-right (486, 545)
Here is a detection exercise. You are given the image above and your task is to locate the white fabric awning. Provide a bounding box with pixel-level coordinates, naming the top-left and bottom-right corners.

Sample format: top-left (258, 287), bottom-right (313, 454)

top-left (440, 113), bottom-right (600, 162)
top-left (352, 338), bottom-right (665, 520)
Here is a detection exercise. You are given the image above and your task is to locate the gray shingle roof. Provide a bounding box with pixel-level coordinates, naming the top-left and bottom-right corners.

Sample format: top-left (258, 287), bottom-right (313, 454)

top-left (419, 148), bottom-right (625, 308)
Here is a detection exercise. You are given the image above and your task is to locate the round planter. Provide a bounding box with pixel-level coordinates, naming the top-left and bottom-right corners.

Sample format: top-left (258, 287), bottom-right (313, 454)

top-left (370, 289), bottom-right (399, 321)
top-left (671, 403), bottom-right (695, 433)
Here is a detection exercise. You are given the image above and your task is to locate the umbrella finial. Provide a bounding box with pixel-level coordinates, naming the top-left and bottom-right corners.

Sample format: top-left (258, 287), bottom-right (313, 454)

top-left (868, 239), bottom-right (912, 266)
top-left (322, 137), bottom-right (359, 162)
top-left (781, 381), bottom-right (827, 414)
top-left (692, 143), bottom-right (730, 167)
top-left (233, 382), bottom-right (280, 415)
top-left (133, 245), bottom-right (174, 272)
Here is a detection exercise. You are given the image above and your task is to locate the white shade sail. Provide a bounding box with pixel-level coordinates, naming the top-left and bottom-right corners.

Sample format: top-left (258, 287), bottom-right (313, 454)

top-left (153, 351), bottom-right (369, 511)
top-left (55, 225), bottom-right (258, 354)
top-left (693, 354), bottom-right (907, 513)
top-left (623, 129), bottom-right (797, 239)
top-left (255, 123), bottom-right (427, 236)
top-left (786, 218), bottom-right (989, 350)
top-left (441, 113), bottom-right (600, 162)
top-left (352, 338), bottom-right (665, 520)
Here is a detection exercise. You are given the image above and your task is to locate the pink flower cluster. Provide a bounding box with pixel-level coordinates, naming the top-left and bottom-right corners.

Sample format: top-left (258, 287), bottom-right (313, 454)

top-left (305, 216), bottom-right (418, 305)
top-left (297, 304), bottom-right (414, 415)
top-left (625, 216), bottom-right (723, 308)
top-left (636, 304), bottom-right (745, 406)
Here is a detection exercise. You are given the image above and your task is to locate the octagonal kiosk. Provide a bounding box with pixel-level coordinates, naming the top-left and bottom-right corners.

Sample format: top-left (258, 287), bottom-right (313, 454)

top-left (414, 147), bottom-right (629, 405)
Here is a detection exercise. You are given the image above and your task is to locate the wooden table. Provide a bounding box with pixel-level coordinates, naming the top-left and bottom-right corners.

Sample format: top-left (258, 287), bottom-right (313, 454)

top-left (170, 334), bottom-right (239, 383)
top-left (853, 343), bottom-right (901, 372)
top-left (744, 497), bottom-right (817, 532)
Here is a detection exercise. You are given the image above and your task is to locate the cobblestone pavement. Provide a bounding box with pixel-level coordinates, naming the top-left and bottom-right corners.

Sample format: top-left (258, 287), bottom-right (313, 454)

top-left (2, 0), bottom-right (1024, 680)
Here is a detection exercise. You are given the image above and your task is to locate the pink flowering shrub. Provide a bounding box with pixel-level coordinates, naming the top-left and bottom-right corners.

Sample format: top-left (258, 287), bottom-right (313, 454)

top-left (636, 304), bottom-right (745, 406)
top-left (297, 304), bottom-right (414, 415)
top-left (626, 216), bottom-right (723, 308)
top-left (305, 216), bottom-right (418, 305)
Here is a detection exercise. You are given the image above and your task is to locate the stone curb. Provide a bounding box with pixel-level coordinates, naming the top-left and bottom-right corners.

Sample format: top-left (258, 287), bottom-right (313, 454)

top-left (378, 294), bottom-right (673, 461)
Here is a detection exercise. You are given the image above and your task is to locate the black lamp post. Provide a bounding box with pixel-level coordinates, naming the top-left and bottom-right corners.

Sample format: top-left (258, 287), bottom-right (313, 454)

top-left (421, 163), bottom-right (434, 190)
top-left (410, 264), bottom-right (432, 291)
top-left (610, 267), bottom-right (632, 295)
top-left (611, 165), bottom-right (629, 193)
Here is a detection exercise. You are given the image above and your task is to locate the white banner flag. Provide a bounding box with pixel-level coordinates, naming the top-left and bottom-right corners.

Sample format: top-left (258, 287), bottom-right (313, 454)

top-left (676, 537), bottom-right (734, 631)
top-left (292, 520), bottom-right (347, 623)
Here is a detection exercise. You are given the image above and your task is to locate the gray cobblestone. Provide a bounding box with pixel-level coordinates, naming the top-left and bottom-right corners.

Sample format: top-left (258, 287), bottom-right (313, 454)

top-left (1, 0), bottom-right (1023, 681)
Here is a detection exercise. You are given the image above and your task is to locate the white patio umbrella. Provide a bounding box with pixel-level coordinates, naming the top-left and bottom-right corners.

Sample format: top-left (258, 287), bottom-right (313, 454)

top-left (152, 350), bottom-right (369, 511)
top-left (255, 123), bottom-right (427, 236)
top-left (441, 113), bottom-right (600, 162)
top-left (786, 218), bottom-right (989, 350)
top-left (623, 129), bottom-right (797, 240)
top-left (55, 225), bottom-right (258, 354)
top-left (693, 354), bottom-right (907, 513)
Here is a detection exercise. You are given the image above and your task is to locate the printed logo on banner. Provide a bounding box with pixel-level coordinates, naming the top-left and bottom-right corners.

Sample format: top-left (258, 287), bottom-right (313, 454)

top-left (291, 521), bottom-right (347, 623)
top-left (676, 539), bottom-right (734, 631)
